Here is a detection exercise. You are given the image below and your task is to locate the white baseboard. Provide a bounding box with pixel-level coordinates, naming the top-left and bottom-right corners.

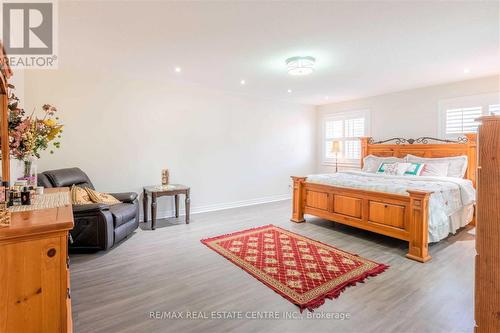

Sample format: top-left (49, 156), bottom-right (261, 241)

top-left (141, 193), bottom-right (291, 222)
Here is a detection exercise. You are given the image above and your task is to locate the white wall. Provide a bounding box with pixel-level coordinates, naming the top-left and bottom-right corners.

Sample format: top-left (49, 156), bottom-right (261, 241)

top-left (22, 69), bottom-right (315, 219)
top-left (316, 75), bottom-right (500, 173)
top-left (16, 0), bottom-right (318, 222)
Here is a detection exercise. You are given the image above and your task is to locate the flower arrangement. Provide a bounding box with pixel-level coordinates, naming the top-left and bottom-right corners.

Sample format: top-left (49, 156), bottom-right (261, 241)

top-left (7, 89), bottom-right (63, 161)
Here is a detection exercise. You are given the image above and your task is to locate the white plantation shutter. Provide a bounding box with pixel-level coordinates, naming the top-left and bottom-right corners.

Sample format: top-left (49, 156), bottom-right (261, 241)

top-left (344, 140), bottom-right (361, 159)
top-left (439, 93), bottom-right (500, 137)
top-left (323, 111), bottom-right (369, 163)
top-left (345, 118), bottom-right (364, 137)
top-left (489, 104), bottom-right (500, 115)
top-left (445, 107), bottom-right (482, 134)
top-left (325, 120), bottom-right (343, 139)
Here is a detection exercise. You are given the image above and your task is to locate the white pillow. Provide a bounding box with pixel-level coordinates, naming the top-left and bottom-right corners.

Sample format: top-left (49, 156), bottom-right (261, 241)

top-left (362, 155), bottom-right (404, 173)
top-left (377, 162), bottom-right (411, 176)
top-left (406, 154), bottom-right (468, 178)
top-left (420, 162), bottom-right (449, 177)
top-left (404, 162), bottom-right (425, 176)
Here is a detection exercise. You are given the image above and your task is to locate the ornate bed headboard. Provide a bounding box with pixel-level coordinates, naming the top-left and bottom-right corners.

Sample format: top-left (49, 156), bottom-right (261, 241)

top-left (360, 133), bottom-right (477, 186)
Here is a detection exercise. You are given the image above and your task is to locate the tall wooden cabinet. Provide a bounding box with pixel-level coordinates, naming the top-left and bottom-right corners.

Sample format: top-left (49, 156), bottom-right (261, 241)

top-left (0, 188), bottom-right (74, 333)
top-left (475, 116), bottom-right (500, 332)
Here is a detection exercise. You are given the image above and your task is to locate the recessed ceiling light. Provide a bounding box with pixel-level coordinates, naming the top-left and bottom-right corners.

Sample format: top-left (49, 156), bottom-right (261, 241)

top-left (175, 67), bottom-right (182, 73)
top-left (463, 68), bottom-right (470, 74)
top-left (240, 79), bottom-right (246, 85)
top-left (286, 56), bottom-right (316, 76)
top-left (287, 89), bottom-right (292, 93)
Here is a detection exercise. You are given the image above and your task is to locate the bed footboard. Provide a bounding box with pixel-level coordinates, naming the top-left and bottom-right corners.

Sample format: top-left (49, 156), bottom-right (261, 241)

top-left (290, 176), bottom-right (432, 262)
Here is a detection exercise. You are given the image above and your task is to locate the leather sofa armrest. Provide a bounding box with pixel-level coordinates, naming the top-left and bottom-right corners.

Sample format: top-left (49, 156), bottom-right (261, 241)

top-left (73, 203), bottom-right (109, 214)
top-left (109, 192), bottom-right (138, 203)
top-left (37, 173), bottom-right (53, 188)
top-left (70, 206), bottom-right (114, 251)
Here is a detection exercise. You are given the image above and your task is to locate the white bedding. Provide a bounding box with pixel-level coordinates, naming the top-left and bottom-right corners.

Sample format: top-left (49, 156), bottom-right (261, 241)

top-left (306, 171), bottom-right (475, 242)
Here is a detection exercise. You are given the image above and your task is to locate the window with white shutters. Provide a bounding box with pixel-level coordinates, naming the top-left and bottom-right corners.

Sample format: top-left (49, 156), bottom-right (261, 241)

top-left (439, 93), bottom-right (500, 138)
top-left (445, 107), bottom-right (482, 134)
top-left (323, 110), bottom-right (370, 164)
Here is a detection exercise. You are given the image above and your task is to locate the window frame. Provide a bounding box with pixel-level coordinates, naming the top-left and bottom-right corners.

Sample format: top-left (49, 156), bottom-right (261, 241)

top-left (438, 92), bottom-right (500, 138)
top-left (321, 109), bottom-right (371, 166)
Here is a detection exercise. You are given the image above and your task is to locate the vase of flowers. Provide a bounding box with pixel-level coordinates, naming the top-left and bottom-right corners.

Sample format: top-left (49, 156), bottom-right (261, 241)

top-left (22, 157), bottom-right (37, 185)
top-left (6, 89), bottom-right (63, 185)
top-left (23, 158), bottom-right (32, 178)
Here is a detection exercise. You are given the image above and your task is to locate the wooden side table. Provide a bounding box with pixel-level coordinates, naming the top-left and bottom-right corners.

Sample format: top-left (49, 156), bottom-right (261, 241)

top-left (143, 184), bottom-right (190, 230)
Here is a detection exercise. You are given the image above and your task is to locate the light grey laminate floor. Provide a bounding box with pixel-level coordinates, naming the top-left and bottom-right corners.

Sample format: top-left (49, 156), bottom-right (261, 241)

top-left (70, 200), bottom-right (475, 333)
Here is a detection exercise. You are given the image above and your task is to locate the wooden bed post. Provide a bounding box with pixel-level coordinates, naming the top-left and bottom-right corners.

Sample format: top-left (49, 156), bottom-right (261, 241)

top-left (464, 133), bottom-right (477, 187)
top-left (406, 190), bottom-right (432, 262)
top-left (464, 133), bottom-right (478, 226)
top-left (290, 176), bottom-right (306, 223)
top-left (360, 137), bottom-right (370, 169)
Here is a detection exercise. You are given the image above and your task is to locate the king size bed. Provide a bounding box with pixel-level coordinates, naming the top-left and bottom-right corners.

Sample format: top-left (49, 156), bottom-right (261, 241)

top-left (291, 133), bottom-right (477, 263)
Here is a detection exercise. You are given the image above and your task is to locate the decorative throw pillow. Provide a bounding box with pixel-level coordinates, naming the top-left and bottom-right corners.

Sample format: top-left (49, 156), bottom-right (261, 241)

top-left (404, 162), bottom-right (425, 176)
top-left (85, 188), bottom-right (121, 205)
top-left (362, 155), bottom-right (405, 173)
top-left (71, 185), bottom-right (93, 205)
top-left (420, 162), bottom-right (449, 177)
top-left (377, 162), bottom-right (410, 176)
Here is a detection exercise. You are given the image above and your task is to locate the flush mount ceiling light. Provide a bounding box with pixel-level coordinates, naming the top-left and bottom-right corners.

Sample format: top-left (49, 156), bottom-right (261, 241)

top-left (286, 56), bottom-right (316, 76)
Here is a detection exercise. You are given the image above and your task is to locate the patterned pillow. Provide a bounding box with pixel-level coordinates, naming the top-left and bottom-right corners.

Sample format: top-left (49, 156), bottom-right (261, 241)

top-left (377, 162), bottom-right (411, 175)
top-left (404, 162), bottom-right (425, 176)
top-left (85, 188), bottom-right (121, 205)
top-left (362, 155), bottom-right (404, 173)
top-left (71, 185), bottom-right (93, 205)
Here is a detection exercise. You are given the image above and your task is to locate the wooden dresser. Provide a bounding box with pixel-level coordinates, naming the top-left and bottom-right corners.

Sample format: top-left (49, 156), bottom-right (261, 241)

top-left (475, 116), bottom-right (500, 332)
top-left (0, 188), bottom-right (74, 333)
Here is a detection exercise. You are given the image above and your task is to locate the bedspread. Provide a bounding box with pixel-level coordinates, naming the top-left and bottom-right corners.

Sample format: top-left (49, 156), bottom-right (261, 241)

top-left (305, 171), bottom-right (475, 242)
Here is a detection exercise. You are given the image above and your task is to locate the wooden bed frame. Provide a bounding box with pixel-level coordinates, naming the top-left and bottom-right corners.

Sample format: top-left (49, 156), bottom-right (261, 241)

top-left (291, 133), bottom-right (477, 263)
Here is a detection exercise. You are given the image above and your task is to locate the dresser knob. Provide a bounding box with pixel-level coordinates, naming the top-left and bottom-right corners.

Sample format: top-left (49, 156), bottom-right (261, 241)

top-left (47, 248), bottom-right (57, 257)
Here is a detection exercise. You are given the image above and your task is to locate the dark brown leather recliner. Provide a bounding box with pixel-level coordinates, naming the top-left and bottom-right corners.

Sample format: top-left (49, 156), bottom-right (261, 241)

top-left (38, 167), bottom-right (139, 251)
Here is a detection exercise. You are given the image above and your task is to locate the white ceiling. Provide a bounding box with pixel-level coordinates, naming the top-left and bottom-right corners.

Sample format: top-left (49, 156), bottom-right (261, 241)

top-left (62, 1), bottom-right (500, 105)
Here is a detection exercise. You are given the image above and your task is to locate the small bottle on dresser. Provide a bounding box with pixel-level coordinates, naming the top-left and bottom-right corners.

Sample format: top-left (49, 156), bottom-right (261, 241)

top-left (1, 181), bottom-right (8, 205)
top-left (10, 190), bottom-right (21, 206)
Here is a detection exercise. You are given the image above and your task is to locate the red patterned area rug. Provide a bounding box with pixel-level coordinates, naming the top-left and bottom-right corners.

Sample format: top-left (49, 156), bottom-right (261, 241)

top-left (201, 225), bottom-right (388, 311)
